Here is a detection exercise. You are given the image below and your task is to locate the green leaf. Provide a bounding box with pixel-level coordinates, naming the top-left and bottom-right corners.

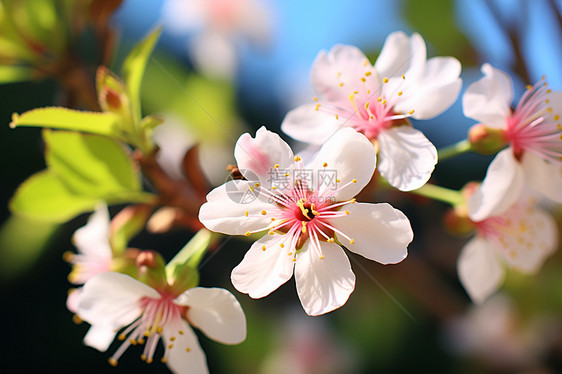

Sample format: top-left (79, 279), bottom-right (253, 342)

top-left (110, 204), bottom-right (151, 255)
top-left (121, 27), bottom-right (162, 123)
top-left (9, 170), bottom-right (100, 222)
top-left (43, 130), bottom-right (140, 197)
top-left (0, 65), bottom-right (33, 83)
top-left (0, 215), bottom-right (60, 279)
top-left (10, 107), bottom-right (124, 139)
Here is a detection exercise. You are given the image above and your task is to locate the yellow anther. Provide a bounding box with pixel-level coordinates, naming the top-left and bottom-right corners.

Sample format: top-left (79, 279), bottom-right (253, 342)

top-left (337, 72), bottom-right (341, 77)
top-left (62, 251), bottom-right (74, 262)
top-left (147, 358), bottom-right (154, 364)
top-left (249, 186), bottom-right (254, 192)
top-left (72, 315), bottom-right (83, 324)
top-left (367, 89), bottom-right (371, 94)
top-left (271, 217), bottom-right (276, 221)
top-left (345, 210), bottom-right (350, 215)
top-left (335, 114), bottom-right (339, 120)
top-left (168, 344), bottom-right (174, 349)
top-left (141, 354), bottom-right (147, 361)
top-left (336, 178), bottom-right (341, 183)
top-left (546, 99), bottom-right (550, 103)
top-left (294, 156), bottom-right (302, 162)
top-left (157, 327), bottom-right (163, 334)
top-left (118, 333), bottom-right (126, 341)
top-left (262, 245), bottom-right (266, 251)
top-left (559, 124), bottom-right (562, 129)
top-left (255, 183), bottom-right (260, 187)
top-left (272, 186), bottom-right (277, 189)
top-left (245, 231), bottom-right (251, 236)
top-left (555, 114), bottom-right (560, 121)
top-left (548, 107), bottom-right (553, 113)
top-left (292, 258), bottom-right (296, 262)
top-left (244, 211), bottom-right (249, 217)
top-left (301, 221), bottom-right (307, 233)
top-left (319, 256), bottom-right (325, 260)
top-left (408, 109), bottom-right (415, 115)
top-left (339, 82), bottom-right (344, 87)
top-left (401, 74), bottom-right (405, 79)
top-left (137, 339), bottom-right (145, 344)
top-left (547, 89), bottom-right (552, 93)
top-left (269, 231), bottom-right (275, 235)
top-left (365, 71), bottom-right (372, 76)
top-left (274, 164), bottom-right (280, 168)
top-left (170, 337), bottom-right (176, 341)
top-left (288, 252), bottom-right (293, 256)
top-left (526, 84), bottom-right (533, 90)
top-left (542, 75), bottom-right (546, 79)
top-left (128, 339), bottom-right (136, 346)
top-left (363, 60), bottom-right (368, 67)
top-left (382, 99), bottom-right (387, 105)
top-left (161, 358), bottom-right (168, 363)
top-left (365, 102), bottom-right (370, 109)
top-left (350, 239), bottom-right (355, 244)
top-left (370, 115), bottom-right (374, 119)
top-left (108, 358), bottom-right (118, 367)
top-left (383, 77), bottom-right (389, 83)
top-left (186, 347), bottom-right (191, 352)
top-left (361, 77), bottom-right (366, 82)
top-left (397, 91), bottom-right (403, 96)
top-left (377, 97), bottom-right (382, 102)
top-left (313, 97), bottom-right (318, 101)
top-left (315, 104), bottom-right (321, 111)
top-left (352, 179), bottom-right (357, 183)
top-left (323, 162), bottom-right (328, 167)
top-left (328, 238), bottom-right (335, 243)
top-left (353, 90), bottom-right (359, 94)
top-left (350, 198), bottom-right (356, 203)
top-left (280, 243), bottom-right (285, 248)
top-left (284, 173), bottom-right (290, 177)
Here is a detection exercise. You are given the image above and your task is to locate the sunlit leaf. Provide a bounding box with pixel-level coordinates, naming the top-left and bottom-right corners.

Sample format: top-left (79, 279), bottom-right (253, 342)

top-left (10, 170), bottom-right (100, 222)
top-left (121, 27), bottom-right (162, 122)
top-left (0, 215), bottom-right (59, 279)
top-left (0, 65), bottom-right (32, 83)
top-left (43, 130), bottom-right (140, 196)
top-left (10, 107), bottom-right (124, 139)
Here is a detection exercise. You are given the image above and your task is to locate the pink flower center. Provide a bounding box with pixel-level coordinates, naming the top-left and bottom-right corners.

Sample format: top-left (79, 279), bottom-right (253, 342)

top-left (314, 69), bottom-right (414, 140)
top-left (505, 78), bottom-right (562, 163)
top-left (243, 159), bottom-right (358, 260)
top-left (108, 293), bottom-right (189, 367)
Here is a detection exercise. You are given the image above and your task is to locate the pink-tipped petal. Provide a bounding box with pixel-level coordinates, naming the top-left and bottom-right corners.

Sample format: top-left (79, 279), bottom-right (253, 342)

top-left (176, 287), bottom-right (246, 344)
top-left (235, 127), bottom-right (294, 181)
top-left (294, 241), bottom-right (355, 316)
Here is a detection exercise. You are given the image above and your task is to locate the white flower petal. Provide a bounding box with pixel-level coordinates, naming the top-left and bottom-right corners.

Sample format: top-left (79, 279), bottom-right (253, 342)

top-left (77, 272), bottom-right (159, 329)
top-left (394, 57), bottom-right (462, 119)
top-left (66, 288), bottom-right (81, 313)
top-left (234, 126), bottom-right (294, 182)
top-left (458, 237), bottom-right (505, 304)
top-left (463, 63), bottom-right (513, 128)
top-left (83, 325), bottom-right (116, 352)
top-left (294, 241), bottom-right (355, 316)
top-left (281, 104), bottom-right (344, 146)
top-left (199, 180), bottom-right (273, 235)
top-left (377, 126), bottom-right (438, 191)
top-left (175, 287), bottom-right (246, 344)
top-left (311, 45), bottom-right (375, 105)
top-left (332, 202), bottom-right (412, 264)
top-left (467, 149), bottom-right (524, 221)
top-left (312, 128), bottom-right (376, 201)
top-left (73, 203), bottom-right (112, 259)
top-left (231, 235), bottom-right (295, 298)
top-left (521, 152), bottom-right (562, 204)
top-left (374, 31), bottom-right (412, 78)
top-left (162, 320), bottom-right (209, 374)
top-left (498, 206), bottom-right (558, 272)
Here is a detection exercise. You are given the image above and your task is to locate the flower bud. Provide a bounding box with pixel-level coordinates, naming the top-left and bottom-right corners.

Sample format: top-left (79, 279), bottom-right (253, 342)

top-left (468, 124), bottom-right (508, 155)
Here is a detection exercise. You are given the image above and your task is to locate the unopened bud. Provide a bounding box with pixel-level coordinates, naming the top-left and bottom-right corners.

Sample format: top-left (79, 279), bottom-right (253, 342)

top-left (443, 207), bottom-right (475, 237)
top-left (468, 124), bottom-right (508, 155)
top-left (136, 251), bottom-right (158, 269)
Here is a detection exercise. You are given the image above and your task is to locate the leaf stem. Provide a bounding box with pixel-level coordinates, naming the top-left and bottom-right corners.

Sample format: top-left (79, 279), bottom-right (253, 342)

top-left (437, 139), bottom-right (472, 161)
top-left (409, 183), bottom-right (464, 206)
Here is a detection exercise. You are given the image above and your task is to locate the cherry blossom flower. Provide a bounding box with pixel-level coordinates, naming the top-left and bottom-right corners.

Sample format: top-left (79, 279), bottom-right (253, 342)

top-left (458, 196), bottom-right (557, 304)
top-left (77, 272), bottom-right (246, 373)
top-left (463, 64), bottom-right (562, 221)
top-left (281, 32), bottom-right (462, 191)
top-left (199, 127), bottom-right (413, 316)
top-left (162, 0), bottom-right (272, 79)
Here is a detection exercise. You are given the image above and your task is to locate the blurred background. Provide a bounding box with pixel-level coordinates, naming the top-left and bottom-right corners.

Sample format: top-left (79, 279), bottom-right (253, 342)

top-left (1, 0), bottom-right (562, 372)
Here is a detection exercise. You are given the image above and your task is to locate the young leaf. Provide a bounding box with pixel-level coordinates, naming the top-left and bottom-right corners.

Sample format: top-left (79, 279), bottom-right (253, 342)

top-left (43, 130), bottom-right (140, 197)
top-left (10, 107), bottom-right (124, 139)
top-left (121, 27), bottom-right (162, 123)
top-left (9, 170), bottom-right (100, 222)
